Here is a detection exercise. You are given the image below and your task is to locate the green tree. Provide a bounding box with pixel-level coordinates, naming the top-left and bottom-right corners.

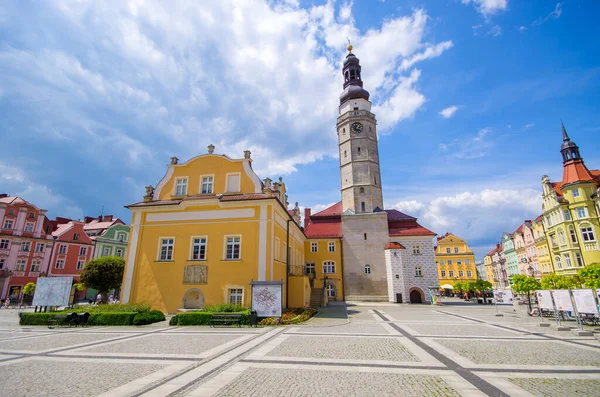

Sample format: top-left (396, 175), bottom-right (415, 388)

top-left (511, 275), bottom-right (541, 311)
top-left (473, 280), bottom-right (493, 303)
top-left (80, 256), bottom-right (125, 304)
top-left (453, 281), bottom-right (465, 294)
top-left (540, 273), bottom-right (580, 290)
top-left (578, 263), bottom-right (600, 289)
top-left (23, 282), bottom-right (36, 296)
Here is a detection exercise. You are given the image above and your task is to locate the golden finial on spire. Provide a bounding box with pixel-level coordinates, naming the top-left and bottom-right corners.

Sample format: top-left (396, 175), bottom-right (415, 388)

top-left (347, 37), bottom-right (353, 52)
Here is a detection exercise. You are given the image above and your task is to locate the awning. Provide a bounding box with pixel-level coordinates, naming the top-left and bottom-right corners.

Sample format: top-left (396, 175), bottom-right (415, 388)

top-left (440, 284), bottom-right (454, 289)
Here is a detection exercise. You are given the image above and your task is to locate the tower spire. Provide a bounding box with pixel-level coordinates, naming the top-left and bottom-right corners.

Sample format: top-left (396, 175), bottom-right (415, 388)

top-left (560, 123), bottom-right (582, 163)
top-left (561, 122), bottom-right (569, 142)
top-left (340, 45), bottom-right (370, 105)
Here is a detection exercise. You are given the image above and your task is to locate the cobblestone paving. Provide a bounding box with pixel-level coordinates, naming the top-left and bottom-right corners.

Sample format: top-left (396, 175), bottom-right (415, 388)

top-left (81, 333), bottom-right (241, 355)
top-left (405, 323), bottom-right (521, 337)
top-left (437, 339), bottom-right (600, 366)
top-left (266, 335), bottom-right (418, 361)
top-left (0, 332), bottom-right (130, 352)
top-left (1, 359), bottom-right (165, 397)
top-left (508, 377), bottom-right (600, 397)
top-left (213, 368), bottom-right (461, 397)
top-left (291, 322), bottom-right (390, 335)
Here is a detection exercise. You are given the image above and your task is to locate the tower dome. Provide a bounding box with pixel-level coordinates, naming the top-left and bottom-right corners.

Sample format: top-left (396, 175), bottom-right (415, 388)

top-left (340, 49), bottom-right (370, 105)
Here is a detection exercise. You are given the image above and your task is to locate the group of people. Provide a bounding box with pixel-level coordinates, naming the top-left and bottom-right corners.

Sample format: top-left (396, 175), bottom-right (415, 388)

top-left (93, 293), bottom-right (119, 305)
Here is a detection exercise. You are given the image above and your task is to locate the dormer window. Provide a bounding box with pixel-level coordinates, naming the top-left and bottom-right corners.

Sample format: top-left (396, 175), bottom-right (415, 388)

top-left (175, 178), bottom-right (188, 196)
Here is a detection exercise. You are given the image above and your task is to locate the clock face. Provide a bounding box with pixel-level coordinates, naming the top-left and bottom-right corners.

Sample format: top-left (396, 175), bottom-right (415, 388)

top-left (351, 122), bottom-right (363, 134)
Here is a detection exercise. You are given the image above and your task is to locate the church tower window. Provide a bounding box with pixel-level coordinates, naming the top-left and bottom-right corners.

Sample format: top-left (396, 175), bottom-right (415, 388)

top-left (359, 187), bottom-right (364, 193)
top-left (357, 147), bottom-right (361, 154)
top-left (361, 202), bottom-right (366, 212)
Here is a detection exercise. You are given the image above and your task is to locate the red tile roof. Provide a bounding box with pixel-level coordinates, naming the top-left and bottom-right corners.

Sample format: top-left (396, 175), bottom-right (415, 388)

top-left (311, 202), bottom-right (343, 217)
top-left (385, 242), bottom-right (406, 250)
top-left (385, 209), bottom-right (416, 221)
top-left (562, 160), bottom-right (595, 185)
top-left (514, 225), bottom-right (523, 234)
top-left (126, 199), bottom-right (182, 208)
top-left (219, 194), bottom-right (272, 201)
top-left (304, 219), bottom-right (342, 238)
top-left (389, 222), bottom-right (436, 237)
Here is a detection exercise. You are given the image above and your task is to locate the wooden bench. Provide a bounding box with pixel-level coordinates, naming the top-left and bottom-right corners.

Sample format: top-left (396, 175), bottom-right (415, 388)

top-left (209, 313), bottom-right (242, 327)
top-left (48, 314), bottom-right (68, 329)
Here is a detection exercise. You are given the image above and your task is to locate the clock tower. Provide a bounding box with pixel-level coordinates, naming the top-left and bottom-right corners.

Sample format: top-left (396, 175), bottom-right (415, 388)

top-left (338, 45), bottom-right (390, 301)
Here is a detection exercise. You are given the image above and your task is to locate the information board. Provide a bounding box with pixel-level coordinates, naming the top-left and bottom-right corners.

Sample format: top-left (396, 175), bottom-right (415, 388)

top-left (493, 289), bottom-right (513, 304)
top-left (251, 281), bottom-right (283, 317)
top-left (32, 277), bottom-right (73, 307)
top-left (536, 290), bottom-right (554, 310)
top-left (551, 289), bottom-right (574, 312)
top-left (572, 289), bottom-right (599, 315)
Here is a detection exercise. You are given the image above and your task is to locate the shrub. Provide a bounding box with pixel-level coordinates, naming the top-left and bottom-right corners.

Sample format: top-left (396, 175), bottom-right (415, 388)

top-left (133, 313), bottom-right (153, 326)
top-left (88, 312), bottom-right (138, 326)
top-left (19, 313), bottom-right (65, 326)
top-left (203, 303), bottom-right (247, 313)
top-left (148, 310), bottom-right (166, 322)
top-left (169, 315), bottom-right (179, 326)
top-left (173, 311), bottom-right (249, 326)
top-left (70, 303), bottom-right (150, 314)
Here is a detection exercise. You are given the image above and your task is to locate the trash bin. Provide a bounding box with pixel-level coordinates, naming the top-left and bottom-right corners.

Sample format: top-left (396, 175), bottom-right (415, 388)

top-left (248, 311), bottom-right (258, 327)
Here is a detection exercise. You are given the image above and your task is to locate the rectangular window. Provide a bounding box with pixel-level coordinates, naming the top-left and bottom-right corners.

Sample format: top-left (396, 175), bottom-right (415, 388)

top-left (76, 260), bottom-right (85, 270)
top-left (103, 247), bottom-right (111, 256)
top-left (564, 253), bottom-right (572, 267)
top-left (570, 228), bottom-right (578, 243)
top-left (572, 189), bottom-right (580, 198)
top-left (465, 259), bottom-right (471, 265)
top-left (282, 243), bottom-right (287, 263)
top-left (564, 210), bottom-right (571, 221)
top-left (226, 174), bottom-right (240, 193)
top-left (449, 270), bottom-right (455, 277)
top-left (311, 242), bottom-right (317, 253)
top-left (457, 259), bottom-right (462, 265)
top-left (21, 241), bottom-right (31, 252)
top-left (58, 245), bottom-right (67, 254)
top-left (79, 247), bottom-right (87, 256)
top-left (439, 260), bottom-right (444, 265)
top-left (117, 233), bottom-right (126, 242)
top-left (191, 237), bottom-right (207, 260)
top-left (24, 222), bottom-right (34, 232)
top-left (35, 243), bottom-right (45, 252)
top-left (415, 266), bottom-right (423, 277)
top-left (31, 260), bottom-right (41, 272)
top-left (446, 248), bottom-right (450, 253)
top-left (0, 258), bottom-right (5, 269)
top-left (55, 259), bottom-right (65, 269)
top-left (7, 209), bottom-right (14, 215)
top-left (73, 233), bottom-right (79, 241)
top-left (201, 176), bottom-right (214, 194)
top-left (448, 260), bottom-right (453, 265)
top-left (305, 263), bottom-right (315, 275)
top-left (441, 270), bottom-right (446, 277)
top-left (116, 248), bottom-right (123, 257)
top-left (328, 242), bottom-right (335, 252)
top-left (575, 252), bottom-right (584, 267)
top-left (159, 238), bottom-right (174, 261)
top-left (467, 270), bottom-right (473, 277)
top-left (458, 270), bottom-right (464, 277)
top-left (577, 207), bottom-right (587, 219)
top-left (454, 247), bottom-right (459, 253)
top-left (29, 212), bottom-right (35, 219)
top-left (16, 259), bottom-right (27, 271)
top-left (228, 288), bottom-right (243, 305)
top-left (0, 239), bottom-right (9, 249)
top-left (274, 238), bottom-right (280, 261)
top-left (581, 227), bottom-right (596, 242)
top-left (412, 245), bottom-right (421, 255)
top-left (323, 261), bottom-right (336, 274)
top-left (3, 219), bottom-right (14, 229)
top-left (225, 236), bottom-right (241, 260)
top-left (364, 264), bottom-right (371, 274)
top-left (175, 178), bottom-right (188, 196)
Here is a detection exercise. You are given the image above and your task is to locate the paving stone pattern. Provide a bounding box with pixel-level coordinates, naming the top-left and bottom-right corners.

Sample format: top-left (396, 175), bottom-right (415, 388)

top-left (406, 323), bottom-right (519, 337)
top-left (213, 368), bottom-right (461, 397)
top-left (0, 332), bottom-right (129, 352)
top-left (437, 339), bottom-right (600, 366)
top-left (266, 335), bottom-right (418, 361)
top-left (508, 377), bottom-right (600, 397)
top-left (291, 322), bottom-right (389, 335)
top-left (1, 359), bottom-right (165, 397)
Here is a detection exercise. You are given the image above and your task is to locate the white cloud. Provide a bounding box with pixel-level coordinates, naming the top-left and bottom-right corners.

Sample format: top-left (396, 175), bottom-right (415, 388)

top-left (533, 2), bottom-right (563, 26)
top-left (439, 105), bottom-right (459, 118)
top-left (399, 41), bottom-right (453, 71)
top-left (439, 127), bottom-right (494, 159)
top-left (461, 0), bottom-right (508, 16)
top-left (0, 161), bottom-right (84, 220)
top-left (390, 188), bottom-right (542, 259)
top-left (373, 69), bottom-right (426, 131)
top-left (519, 26), bottom-right (527, 31)
top-left (525, 122), bottom-right (535, 129)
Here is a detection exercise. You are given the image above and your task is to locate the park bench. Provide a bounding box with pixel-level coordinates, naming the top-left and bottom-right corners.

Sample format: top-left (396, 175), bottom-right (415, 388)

top-left (209, 313), bottom-right (242, 327)
top-left (47, 314), bottom-right (68, 329)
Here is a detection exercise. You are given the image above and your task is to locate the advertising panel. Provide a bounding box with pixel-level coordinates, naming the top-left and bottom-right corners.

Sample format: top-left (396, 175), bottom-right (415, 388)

top-left (32, 277), bottom-right (73, 307)
top-left (251, 281), bottom-right (283, 317)
top-left (572, 289), bottom-right (599, 315)
top-left (535, 290), bottom-right (554, 310)
top-left (551, 289), bottom-right (574, 312)
top-left (493, 289), bottom-right (513, 304)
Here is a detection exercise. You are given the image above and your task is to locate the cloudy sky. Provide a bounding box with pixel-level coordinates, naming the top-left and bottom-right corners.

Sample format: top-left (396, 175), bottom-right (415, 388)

top-left (1, 0), bottom-right (599, 260)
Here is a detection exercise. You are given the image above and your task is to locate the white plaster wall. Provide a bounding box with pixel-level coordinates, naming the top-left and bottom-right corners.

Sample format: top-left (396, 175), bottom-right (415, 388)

top-left (339, 98), bottom-right (372, 114)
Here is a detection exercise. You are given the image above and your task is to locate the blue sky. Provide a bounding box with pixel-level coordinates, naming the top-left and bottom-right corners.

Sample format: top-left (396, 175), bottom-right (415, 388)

top-left (1, 0), bottom-right (599, 260)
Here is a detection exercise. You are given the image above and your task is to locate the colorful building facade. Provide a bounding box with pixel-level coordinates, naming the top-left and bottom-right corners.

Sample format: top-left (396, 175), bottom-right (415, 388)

top-left (435, 233), bottom-right (477, 287)
top-left (532, 217), bottom-right (554, 275)
top-left (502, 232), bottom-right (519, 282)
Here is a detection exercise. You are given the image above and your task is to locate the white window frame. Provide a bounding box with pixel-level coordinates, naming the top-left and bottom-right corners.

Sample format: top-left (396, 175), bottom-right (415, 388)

top-left (174, 177), bottom-right (188, 196)
top-left (448, 259), bottom-right (453, 265)
top-left (76, 260), bottom-right (85, 270)
top-left (457, 259), bottom-right (463, 265)
top-left (274, 238), bottom-right (280, 261)
top-left (225, 172), bottom-right (241, 193)
top-left (458, 270), bottom-right (464, 277)
top-left (117, 232), bottom-right (127, 242)
top-left (572, 189), bottom-right (580, 198)
top-left (305, 262), bottom-right (315, 275)
top-left (0, 239), bottom-right (9, 249)
top-left (364, 264), bottom-right (371, 274)
top-left (16, 259), bottom-right (27, 272)
top-left (190, 236), bottom-right (208, 260)
top-left (3, 219), bottom-right (13, 229)
top-left (103, 247), bottom-right (112, 257)
top-left (555, 256), bottom-right (562, 269)
top-left (465, 259), bottom-right (471, 265)
top-left (326, 283), bottom-right (336, 299)
top-left (323, 261), bottom-right (336, 274)
top-left (575, 252), bottom-right (584, 267)
top-left (581, 225), bottom-right (596, 242)
top-left (55, 259), bottom-right (65, 270)
top-left (446, 248), bottom-right (450, 253)
top-left (282, 243), bottom-right (287, 263)
top-left (35, 243), bottom-right (45, 252)
top-left (79, 247), bottom-right (87, 256)
top-left (441, 270), bottom-right (446, 277)
top-left (24, 222), bottom-right (34, 232)
top-left (467, 270), bottom-right (473, 277)
top-left (58, 244), bottom-right (67, 255)
top-left (73, 233), bottom-right (79, 241)
top-left (449, 270), bottom-right (455, 277)
top-left (564, 253), bottom-right (573, 268)
top-left (412, 245), bottom-right (421, 255)
top-left (227, 287), bottom-right (244, 305)
top-left (158, 237), bottom-right (175, 261)
top-left (454, 247), bottom-right (459, 253)
top-left (328, 241), bottom-right (335, 252)
top-left (311, 242), bottom-right (318, 252)
top-left (576, 207), bottom-right (587, 219)
top-left (21, 241), bottom-right (31, 252)
top-left (31, 260), bottom-right (41, 272)
top-left (415, 266), bottom-right (423, 277)
top-left (200, 174), bottom-right (214, 194)
top-left (224, 235), bottom-right (241, 260)
top-left (116, 248), bottom-right (123, 257)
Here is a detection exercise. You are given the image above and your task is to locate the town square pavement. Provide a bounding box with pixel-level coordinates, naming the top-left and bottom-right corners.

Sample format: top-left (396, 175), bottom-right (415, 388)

top-left (0, 300), bottom-right (599, 397)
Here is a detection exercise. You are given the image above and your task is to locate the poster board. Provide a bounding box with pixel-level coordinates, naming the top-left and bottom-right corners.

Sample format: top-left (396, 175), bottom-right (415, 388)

top-left (536, 290), bottom-right (554, 310)
top-left (596, 289), bottom-right (600, 303)
top-left (551, 289), bottom-right (574, 312)
top-left (572, 289), bottom-right (599, 315)
top-left (493, 289), bottom-right (513, 304)
top-left (251, 281), bottom-right (283, 317)
top-left (32, 277), bottom-right (73, 307)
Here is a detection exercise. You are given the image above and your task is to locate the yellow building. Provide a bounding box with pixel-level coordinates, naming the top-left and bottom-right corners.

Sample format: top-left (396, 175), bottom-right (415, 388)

top-left (121, 147), bottom-right (312, 314)
top-left (531, 217), bottom-right (554, 275)
top-left (541, 126), bottom-right (600, 276)
top-left (435, 233), bottom-right (477, 288)
top-left (483, 251), bottom-right (495, 288)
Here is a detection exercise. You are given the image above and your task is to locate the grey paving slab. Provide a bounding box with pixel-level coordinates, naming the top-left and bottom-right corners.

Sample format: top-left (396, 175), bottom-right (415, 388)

top-left (0, 332), bottom-right (131, 352)
top-left (266, 335), bottom-right (418, 361)
top-left (508, 377), bottom-right (600, 397)
top-left (209, 367), bottom-right (461, 397)
top-left (405, 323), bottom-right (522, 337)
top-left (437, 338), bottom-right (600, 367)
top-left (0, 359), bottom-right (165, 397)
top-left (288, 322), bottom-right (390, 335)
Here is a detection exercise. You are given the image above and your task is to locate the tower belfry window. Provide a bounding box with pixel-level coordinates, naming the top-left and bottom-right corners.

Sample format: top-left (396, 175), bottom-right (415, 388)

top-left (350, 69), bottom-right (356, 79)
top-left (344, 150), bottom-right (347, 157)
top-left (359, 187), bottom-right (364, 193)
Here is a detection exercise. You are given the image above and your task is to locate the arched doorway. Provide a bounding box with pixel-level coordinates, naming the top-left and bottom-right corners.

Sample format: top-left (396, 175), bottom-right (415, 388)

top-left (409, 288), bottom-right (423, 304)
top-left (182, 288), bottom-right (204, 309)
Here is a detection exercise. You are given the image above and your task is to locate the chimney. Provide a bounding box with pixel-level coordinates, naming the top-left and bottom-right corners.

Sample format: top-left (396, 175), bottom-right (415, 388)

top-left (104, 215), bottom-right (113, 222)
top-left (304, 208), bottom-right (311, 229)
top-left (0, 193), bottom-right (8, 198)
top-left (84, 216), bottom-right (94, 224)
top-left (98, 215), bottom-right (103, 222)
